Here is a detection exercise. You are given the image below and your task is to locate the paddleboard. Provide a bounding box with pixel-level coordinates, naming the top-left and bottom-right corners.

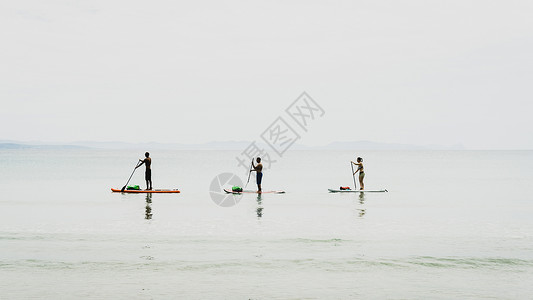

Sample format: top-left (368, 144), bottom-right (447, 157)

top-left (224, 189), bottom-right (285, 194)
top-left (328, 189), bottom-right (387, 193)
top-left (111, 188), bottom-right (180, 193)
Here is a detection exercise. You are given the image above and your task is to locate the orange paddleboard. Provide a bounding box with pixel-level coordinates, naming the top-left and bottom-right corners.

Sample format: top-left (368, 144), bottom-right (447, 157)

top-left (111, 188), bottom-right (180, 193)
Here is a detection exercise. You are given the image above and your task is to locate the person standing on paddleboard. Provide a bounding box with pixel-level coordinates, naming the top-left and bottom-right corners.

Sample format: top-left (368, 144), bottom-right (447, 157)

top-left (351, 157), bottom-right (365, 190)
top-left (136, 152), bottom-right (152, 190)
top-left (251, 157), bottom-right (263, 193)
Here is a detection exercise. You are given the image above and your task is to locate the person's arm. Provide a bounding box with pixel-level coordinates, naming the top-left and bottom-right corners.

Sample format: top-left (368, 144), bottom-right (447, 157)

top-left (136, 158), bottom-right (145, 169)
top-left (351, 161), bottom-right (360, 175)
top-left (354, 165), bottom-right (363, 175)
top-left (250, 159), bottom-right (256, 172)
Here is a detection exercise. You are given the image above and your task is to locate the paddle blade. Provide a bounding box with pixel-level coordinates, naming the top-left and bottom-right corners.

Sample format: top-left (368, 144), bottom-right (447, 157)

top-left (121, 185), bottom-right (127, 192)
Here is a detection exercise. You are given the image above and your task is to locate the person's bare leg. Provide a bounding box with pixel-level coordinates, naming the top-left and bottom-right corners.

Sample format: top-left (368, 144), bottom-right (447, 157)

top-left (258, 184), bottom-right (262, 193)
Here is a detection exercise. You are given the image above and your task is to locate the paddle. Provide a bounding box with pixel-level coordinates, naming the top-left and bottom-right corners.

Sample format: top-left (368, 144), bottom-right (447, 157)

top-left (244, 158), bottom-right (254, 189)
top-left (121, 161), bottom-right (141, 192)
top-left (350, 161), bottom-right (357, 190)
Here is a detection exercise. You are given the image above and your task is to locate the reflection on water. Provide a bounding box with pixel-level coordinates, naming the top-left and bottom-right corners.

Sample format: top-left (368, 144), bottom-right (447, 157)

top-left (357, 208), bottom-right (366, 217)
top-left (145, 193), bottom-right (153, 220)
top-left (357, 192), bottom-right (366, 217)
top-left (256, 194), bottom-right (263, 218)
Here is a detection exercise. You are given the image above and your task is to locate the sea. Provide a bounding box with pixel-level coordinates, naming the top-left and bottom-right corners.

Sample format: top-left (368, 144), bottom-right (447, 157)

top-left (1, 149), bottom-right (532, 299)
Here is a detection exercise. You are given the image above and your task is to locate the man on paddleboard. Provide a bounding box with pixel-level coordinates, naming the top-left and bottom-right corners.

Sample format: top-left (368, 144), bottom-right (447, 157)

top-left (251, 157), bottom-right (263, 193)
top-left (136, 152), bottom-right (152, 190)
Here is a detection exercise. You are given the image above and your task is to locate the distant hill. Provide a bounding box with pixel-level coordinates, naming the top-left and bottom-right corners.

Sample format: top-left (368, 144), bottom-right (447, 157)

top-left (68, 140), bottom-right (259, 150)
top-left (320, 141), bottom-right (465, 150)
top-left (0, 143), bottom-right (33, 149)
top-left (1, 140), bottom-right (465, 150)
top-left (0, 142), bottom-right (88, 150)
top-left (68, 140), bottom-right (464, 150)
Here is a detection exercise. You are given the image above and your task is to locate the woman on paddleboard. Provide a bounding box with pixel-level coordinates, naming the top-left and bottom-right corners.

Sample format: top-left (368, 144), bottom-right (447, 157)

top-left (351, 157), bottom-right (364, 190)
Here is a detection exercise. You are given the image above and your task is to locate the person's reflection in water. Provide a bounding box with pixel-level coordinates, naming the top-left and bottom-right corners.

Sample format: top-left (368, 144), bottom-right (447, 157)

top-left (357, 192), bottom-right (366, 217)
top-left (145, 193), bottom-right (153, 220)
top-left (256, 193), bottom-right (263, 218)
top-left (359, 192), bottom-right (365, 204)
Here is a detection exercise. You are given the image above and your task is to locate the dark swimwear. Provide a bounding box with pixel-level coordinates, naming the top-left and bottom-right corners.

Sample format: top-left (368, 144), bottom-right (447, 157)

top-left (256, 172), bottom-right (263, 185)
top-left (145, 169), bottom-right (152, 181)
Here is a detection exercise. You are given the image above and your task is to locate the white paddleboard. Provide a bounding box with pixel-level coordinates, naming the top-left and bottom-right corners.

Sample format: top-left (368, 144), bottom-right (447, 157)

top-left (328, 189), bottom-right (388, 193)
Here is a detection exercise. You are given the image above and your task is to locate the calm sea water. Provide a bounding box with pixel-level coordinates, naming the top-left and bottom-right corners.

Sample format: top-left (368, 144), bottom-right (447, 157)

top-left (1, 149), bottom-right (532, 299)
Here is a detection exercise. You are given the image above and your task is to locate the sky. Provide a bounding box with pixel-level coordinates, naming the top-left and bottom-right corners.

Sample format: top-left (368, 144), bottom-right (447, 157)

top-left (1, 0), bottom-right (532, 149)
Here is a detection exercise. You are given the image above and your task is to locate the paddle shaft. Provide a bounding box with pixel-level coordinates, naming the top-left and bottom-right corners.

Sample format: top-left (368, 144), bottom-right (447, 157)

top-left (121, 161), bottom-right (141, 192)
top-left (244, 158), bottom-right (253, 188)
top-left (351, 162), bottom-right (357, 190)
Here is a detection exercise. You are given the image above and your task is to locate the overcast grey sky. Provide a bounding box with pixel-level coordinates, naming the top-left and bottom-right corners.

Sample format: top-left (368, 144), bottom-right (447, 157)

top-left (1, 0), bottom-right (532, 149)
